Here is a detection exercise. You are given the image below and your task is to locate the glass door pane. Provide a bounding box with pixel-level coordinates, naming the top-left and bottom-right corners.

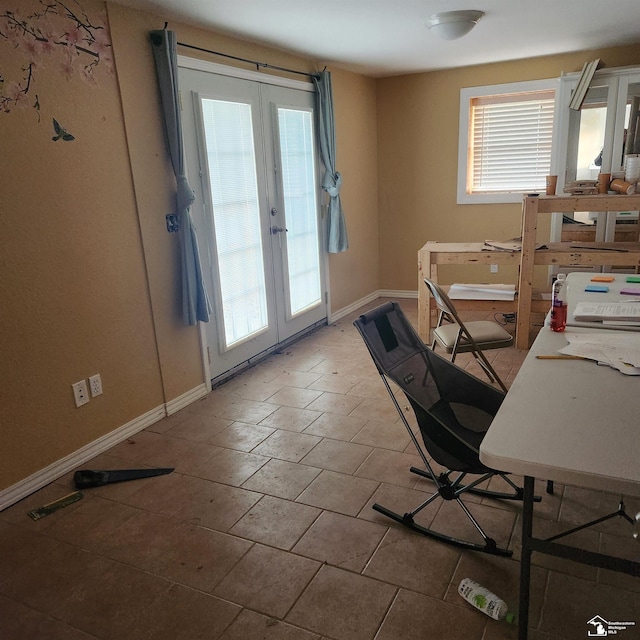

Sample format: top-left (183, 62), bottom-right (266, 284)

top-left (564, 83), bottom-right (613, 234)
top-left (200, 98), bottom-right (268, 348)
top-left (277, 107), bottom-right (321, 317)
top-left (566, 85), bottom-right (610, 185)
top-left (574, 104), bottom-right (607, 181)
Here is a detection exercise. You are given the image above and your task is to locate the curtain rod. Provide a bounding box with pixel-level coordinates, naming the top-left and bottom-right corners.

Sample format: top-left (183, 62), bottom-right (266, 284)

top-left (176, 41), bottom-right (316, 78)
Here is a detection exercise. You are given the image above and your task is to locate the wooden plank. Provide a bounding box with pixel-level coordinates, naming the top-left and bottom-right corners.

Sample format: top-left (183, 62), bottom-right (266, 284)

top-left (417, 244), bottom-right (430, 341)
top-left (423, 242), bottom-right (486, 252)
top-left (534, 194), bottom-right (640, 214)
top-left (561, 224), bottom-right (639, 243)
top-left (427, 258), bottom-right (440, 342)
top-left (429, 251), bottom-right (520, 266)
top-left (516, 197), bottom-right (540, 349)
top-left (536, 243), bottom-right (640, 266)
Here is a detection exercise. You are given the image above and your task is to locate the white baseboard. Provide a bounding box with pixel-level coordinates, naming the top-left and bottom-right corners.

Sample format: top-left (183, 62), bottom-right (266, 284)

top-left (329, 290), bottom-right (380, 323)
top-left (378, 289), bottom-right (418, 300)
top-left (166, 383), bottom-right (209, 415)
top-left (0, 383), bottom-right (210, 512)
top-left (330, 289), bottom-right (417, 323)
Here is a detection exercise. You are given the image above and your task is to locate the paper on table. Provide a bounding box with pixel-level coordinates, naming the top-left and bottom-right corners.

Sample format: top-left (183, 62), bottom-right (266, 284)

top-left (573, 301), bottom-right (640, 322)
top-left (602, 320), bottom-right (640, 327)
top-left (558, 332), bottom-right (640, 375)
top-left (449, 283), bottom-right (516, 300)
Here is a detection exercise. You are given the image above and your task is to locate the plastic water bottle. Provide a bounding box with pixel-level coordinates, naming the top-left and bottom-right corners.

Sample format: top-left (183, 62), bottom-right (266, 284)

top-left (458, 578), bottom-right (516, 623)
top-left (550, 273), bottom-right (567, 332)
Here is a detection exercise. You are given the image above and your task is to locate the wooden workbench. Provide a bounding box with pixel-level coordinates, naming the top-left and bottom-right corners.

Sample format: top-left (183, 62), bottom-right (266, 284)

top-left (417, 242), bottom-right (549, 345)
top-left (418, 194), bottom-right (640, 350)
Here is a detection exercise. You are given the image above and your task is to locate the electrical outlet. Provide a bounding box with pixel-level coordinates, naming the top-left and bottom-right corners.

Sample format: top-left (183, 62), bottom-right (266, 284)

top-left (72, 380), bottom-right (90, 407)
top-left (89, 374), bottom-right (103, 398)
top-left (490, 264), bottom-right (499, 273)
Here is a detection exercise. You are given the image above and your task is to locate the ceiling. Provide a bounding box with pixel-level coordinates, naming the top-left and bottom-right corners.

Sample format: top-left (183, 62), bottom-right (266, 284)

top-left (113, 0), bottom-right (640, 77)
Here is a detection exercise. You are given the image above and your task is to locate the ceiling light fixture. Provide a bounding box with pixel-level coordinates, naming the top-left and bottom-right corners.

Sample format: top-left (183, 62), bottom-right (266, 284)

top-left (426, 10), bottom-right (485, 40)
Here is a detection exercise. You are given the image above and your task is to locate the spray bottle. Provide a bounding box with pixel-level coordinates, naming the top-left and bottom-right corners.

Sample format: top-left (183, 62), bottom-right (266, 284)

top-left (458, 578), bottom-right (516, 623)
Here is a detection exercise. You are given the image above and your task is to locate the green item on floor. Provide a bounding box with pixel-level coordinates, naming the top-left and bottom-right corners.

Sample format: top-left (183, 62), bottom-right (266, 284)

top-left (28, 491), bottom-right (83, 520)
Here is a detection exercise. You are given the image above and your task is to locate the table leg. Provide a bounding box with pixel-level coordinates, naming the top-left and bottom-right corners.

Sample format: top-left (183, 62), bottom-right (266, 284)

top-left (518, 476), bottom-right (535, 640)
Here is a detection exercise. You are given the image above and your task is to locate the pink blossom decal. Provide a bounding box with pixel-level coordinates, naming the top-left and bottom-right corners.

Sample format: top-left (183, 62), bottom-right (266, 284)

top-left (1, 0), bottom-right (113, 119)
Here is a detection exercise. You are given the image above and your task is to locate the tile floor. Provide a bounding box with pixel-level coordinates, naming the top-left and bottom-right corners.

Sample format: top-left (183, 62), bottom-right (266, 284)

top-left (1, 299), bottom-right (639, 640)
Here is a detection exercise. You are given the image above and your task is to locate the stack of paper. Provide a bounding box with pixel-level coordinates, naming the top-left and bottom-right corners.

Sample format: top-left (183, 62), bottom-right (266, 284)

top-left (448, 283), bottom-right (516, 301)
top-left (572, 301), bottom-right (640, 323)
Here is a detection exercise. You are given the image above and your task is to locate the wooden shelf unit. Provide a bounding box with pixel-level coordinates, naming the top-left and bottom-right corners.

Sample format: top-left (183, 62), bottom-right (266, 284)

top-left (418, 194), bottom-right (640, 350)
top-left (516, 194), bottom-right (640, 348)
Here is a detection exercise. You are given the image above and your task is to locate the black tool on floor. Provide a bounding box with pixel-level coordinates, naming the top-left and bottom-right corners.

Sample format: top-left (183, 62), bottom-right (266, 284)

top-left (73, 467), bottom-right (174, 489)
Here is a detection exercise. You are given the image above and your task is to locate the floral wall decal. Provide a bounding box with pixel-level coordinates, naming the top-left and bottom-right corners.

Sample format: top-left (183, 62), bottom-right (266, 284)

top-left (0, 0), bottom-right (113, 123)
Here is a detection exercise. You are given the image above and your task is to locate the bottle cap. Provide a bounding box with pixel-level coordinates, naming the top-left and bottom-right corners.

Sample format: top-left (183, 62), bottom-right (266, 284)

top-left (505, 612), bottom-right (516, 624)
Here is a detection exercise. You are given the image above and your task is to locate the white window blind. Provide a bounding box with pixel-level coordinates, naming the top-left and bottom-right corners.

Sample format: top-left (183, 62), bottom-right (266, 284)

top-left (468, 89), bottom-right (555, 195)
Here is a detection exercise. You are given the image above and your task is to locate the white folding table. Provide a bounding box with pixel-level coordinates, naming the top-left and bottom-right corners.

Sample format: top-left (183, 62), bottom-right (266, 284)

top-left (480, 272), bottom-right (640, 639)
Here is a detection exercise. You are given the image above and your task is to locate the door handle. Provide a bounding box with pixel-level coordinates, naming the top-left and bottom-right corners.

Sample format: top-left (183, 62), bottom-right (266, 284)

top-left (271, 226), bottom-right (288, 234)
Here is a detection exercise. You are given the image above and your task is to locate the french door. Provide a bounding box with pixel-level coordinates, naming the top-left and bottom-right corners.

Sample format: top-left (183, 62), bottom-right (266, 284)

top-left (179, 63), bottom-right (327, 381)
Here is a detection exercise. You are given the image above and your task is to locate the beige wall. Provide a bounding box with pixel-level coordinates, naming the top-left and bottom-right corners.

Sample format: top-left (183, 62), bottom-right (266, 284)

top-left (0, 0), bottom-right (164, 490)
top-left (0, 0), bottom-right (378, 494)
top-left (377, 45), bottom-right (640, 289)
top-left (328, 69), bottom-right (379, 309)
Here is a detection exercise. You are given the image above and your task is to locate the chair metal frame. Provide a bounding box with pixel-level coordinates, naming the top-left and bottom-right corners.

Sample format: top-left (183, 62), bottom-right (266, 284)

top-left (354, 301), bottom-right (540, 557)
top-left (424, 278), bottom-right (513, 393)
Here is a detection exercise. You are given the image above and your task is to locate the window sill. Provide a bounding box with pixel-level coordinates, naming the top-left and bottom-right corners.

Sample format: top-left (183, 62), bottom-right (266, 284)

top-left (457, 192), bottom-right (541, 205)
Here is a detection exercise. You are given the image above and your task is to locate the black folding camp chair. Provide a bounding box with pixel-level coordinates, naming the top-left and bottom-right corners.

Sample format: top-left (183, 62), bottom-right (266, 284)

top-left (354, 301), bottom-right (538, 556)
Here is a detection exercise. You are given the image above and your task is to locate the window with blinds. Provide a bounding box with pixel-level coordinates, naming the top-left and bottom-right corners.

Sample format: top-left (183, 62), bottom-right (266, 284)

top-left (458, 80), bottom-right (558, 204)
top-left (470, 90), bottom-right (555, 193)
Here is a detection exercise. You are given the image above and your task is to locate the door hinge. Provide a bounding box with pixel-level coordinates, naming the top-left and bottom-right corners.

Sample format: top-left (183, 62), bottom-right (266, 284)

top-left (325, 291), bottom-right (328, 304)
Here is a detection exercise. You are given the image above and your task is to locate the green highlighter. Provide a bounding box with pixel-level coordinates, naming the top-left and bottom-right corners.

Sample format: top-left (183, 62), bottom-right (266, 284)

top-left (626, 276), bottom-right (640, 283)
